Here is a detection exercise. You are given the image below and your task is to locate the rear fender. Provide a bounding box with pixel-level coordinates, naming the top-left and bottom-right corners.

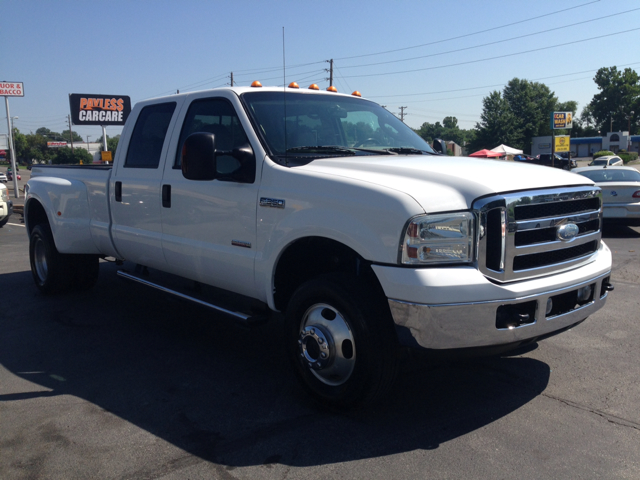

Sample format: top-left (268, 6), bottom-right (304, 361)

top-left (25, 176), bottom-right (100, 254)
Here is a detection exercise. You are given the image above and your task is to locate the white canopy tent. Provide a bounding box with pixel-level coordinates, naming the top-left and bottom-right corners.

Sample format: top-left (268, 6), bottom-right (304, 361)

top-left (491, 144), bottom-right (523, 155)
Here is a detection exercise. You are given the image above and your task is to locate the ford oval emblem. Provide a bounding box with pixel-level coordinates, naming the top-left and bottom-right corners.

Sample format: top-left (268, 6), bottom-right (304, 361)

top-left (557, 223), bottom-right (579, 242)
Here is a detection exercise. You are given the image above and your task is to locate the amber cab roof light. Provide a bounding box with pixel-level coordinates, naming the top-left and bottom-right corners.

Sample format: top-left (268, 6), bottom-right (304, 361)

top-left (308, 84), bottom-right (320, 90)
top-left (351, 91), bottom-right (362, 97)
top-left (251, 81), bottom-right (262, 88)
top-left (327, 86), bottom-right (338, 92)
top-left (288, 82), bottom-right (300, 89)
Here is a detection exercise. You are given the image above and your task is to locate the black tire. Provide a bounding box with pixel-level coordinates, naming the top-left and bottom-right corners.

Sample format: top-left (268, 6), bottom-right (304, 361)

top-left (29, 224), bottom-right (75, 294)
top-left (0, 217), bottom-right (8, 228)
top-left (286, 274), bottom-right (398, 408)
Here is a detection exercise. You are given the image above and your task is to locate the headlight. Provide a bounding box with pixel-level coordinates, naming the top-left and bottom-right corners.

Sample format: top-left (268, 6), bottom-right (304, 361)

top-left (1, 189), bottom-right (8, 202)
top-left (401, 212), bottom-right (475, 265)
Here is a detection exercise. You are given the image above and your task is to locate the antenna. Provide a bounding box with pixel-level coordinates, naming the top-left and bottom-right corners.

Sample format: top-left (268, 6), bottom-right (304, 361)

top-left (283, 26), bottom-right (288, 165)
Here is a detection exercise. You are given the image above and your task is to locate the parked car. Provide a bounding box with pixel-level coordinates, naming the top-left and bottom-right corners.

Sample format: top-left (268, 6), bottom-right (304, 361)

top-left (0, 171), bottom-right (7, 183)
top-left (588, 155), bottom-right (623, 167)
top-left (513, 154), bottom-right (534, 161)
top-left (573, 166), bottom-right (640, 226)
top-left (529, 153), bottom-right (577, 170)
top-left (0, 182), bottom-right (12, 227)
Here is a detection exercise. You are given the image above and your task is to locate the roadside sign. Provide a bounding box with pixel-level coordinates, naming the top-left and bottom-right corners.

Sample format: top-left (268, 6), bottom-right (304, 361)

top-left (0, 134), bottom-right (7, 149)
top-left (555, 135), bottom-right (570, 152)
top-left (69, 93), bottom-right (131, 126)
top-left (101, 151), bottom-right (113, 162)
top-left (47, 141), bottom-right (68, 148)
top-left (0, 82), bottom-right (24, 97)
top-left (551, 112), bottom-right (573, 130)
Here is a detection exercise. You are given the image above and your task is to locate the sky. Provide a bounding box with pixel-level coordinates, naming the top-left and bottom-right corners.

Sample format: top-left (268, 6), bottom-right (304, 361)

top-left (1, 0), bottom-right (639, 142)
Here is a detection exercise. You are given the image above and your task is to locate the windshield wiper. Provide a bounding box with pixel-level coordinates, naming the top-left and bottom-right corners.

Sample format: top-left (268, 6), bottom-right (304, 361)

top-left (286, 146), bottom-right (356, 155)
top-left (384, 147), bottom-right (435, 155)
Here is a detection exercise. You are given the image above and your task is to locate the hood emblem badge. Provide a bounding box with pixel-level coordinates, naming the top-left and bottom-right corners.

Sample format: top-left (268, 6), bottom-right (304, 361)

top-left (557, 223), bottom-right (579, 242)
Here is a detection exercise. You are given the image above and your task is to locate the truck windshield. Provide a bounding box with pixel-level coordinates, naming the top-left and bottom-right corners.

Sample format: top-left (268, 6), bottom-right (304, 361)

top-left (241, 91), bottom-right (435, 162)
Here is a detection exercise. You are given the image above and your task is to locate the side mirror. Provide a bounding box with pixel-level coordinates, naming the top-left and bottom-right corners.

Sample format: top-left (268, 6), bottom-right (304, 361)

top-left (433, 138), bottom-right (447, 155)
top-left (217, 143), bottom-right (256, 184)
top-left (181, 133), bottom-right (217, 181)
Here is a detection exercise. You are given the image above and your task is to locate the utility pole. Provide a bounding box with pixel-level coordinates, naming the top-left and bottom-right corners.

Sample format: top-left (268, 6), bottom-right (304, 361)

top-left (230, 72), bottom-right (234, 86)
top-left (399, 106), bottom-right (408, 123)
top-left (67, 115), bottom-right (74, 151)
top-left (327, 59), bottom-right (333, 86)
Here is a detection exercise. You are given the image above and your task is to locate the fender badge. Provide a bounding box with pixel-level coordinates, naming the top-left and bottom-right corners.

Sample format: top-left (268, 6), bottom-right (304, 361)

top-left (232, 240), bottom-right (252, 249)
top-left (260, 197), bottom-right (285, 209)
top-left (557, 223), bottom-right (579, 242)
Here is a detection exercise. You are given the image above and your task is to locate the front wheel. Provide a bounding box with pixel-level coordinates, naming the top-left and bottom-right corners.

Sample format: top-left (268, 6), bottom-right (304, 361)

top-left (286, 274), bottom-right (398, 408)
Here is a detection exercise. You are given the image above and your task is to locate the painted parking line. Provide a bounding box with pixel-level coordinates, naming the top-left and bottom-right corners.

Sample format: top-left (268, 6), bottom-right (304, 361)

top-left (7, 223), bottom-right (25, 227)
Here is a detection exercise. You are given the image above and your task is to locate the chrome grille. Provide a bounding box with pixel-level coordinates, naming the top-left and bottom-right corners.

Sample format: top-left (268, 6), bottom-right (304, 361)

top-left (474, 187), bottom-right (602, 282)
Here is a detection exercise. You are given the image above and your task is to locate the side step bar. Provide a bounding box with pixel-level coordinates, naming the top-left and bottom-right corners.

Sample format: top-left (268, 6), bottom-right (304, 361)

top-left (117, 270), bottom-right (269, 327)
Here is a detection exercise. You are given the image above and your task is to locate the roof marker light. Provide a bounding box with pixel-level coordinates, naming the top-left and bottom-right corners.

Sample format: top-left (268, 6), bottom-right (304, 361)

top-left (288, 82), bottom-right (299, 89)
top-left (308, 84), bottom-right (320, 90)
top-left (327, 86), bottom-right (338, 92)
top-left (251, 81), bottom-right (263, 88)
top-left (351, 91), bottom-right (362, 97)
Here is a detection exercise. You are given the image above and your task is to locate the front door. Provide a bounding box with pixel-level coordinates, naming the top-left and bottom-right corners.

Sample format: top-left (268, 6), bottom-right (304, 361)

top-left (160, 94), bottom-right (260, 298)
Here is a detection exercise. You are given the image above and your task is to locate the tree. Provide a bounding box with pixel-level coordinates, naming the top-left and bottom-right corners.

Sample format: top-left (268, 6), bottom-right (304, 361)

top-left (502, 78), bottom-right (557, 152)
top-left (469, 91), bottom-right (520, 152)
top-left (414, 117), bottom-right (474, 148)
top-left (61, 129), bottom-right (84, 143)
top-left (588, 67), bottom-right (640, 134)
top-left (96, 134), bottom-right (120, 155)
top-left (51, 147), bottom-right (93, 165)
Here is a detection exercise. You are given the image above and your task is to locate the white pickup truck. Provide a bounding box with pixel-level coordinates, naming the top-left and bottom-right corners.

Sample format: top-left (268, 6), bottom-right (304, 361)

top-left (25, 84), bottom-right (613, 407)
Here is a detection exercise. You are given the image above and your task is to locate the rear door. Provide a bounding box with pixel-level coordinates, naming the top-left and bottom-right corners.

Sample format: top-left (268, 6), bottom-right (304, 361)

top-left (110, 100), bottom-right (182, 269)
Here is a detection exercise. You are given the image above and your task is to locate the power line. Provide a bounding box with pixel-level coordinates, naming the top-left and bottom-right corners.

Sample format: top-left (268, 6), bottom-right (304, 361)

top-left (333, 0), bottom-right (601, 61)
top-left (368, 61), bottom-right (640, 100)
top-left (341, 28), bottom-right (640, 78)
top-left (339, 8), bottom-right (640, 70)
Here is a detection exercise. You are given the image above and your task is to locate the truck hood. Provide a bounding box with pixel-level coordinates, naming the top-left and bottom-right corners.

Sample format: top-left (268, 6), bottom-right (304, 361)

top-left (296, 155), bottom-right (593, 212)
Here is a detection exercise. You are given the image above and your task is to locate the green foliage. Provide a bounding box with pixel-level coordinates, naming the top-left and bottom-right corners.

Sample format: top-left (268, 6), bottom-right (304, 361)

top-left (618, 152), bottom-right (638, 163)
top-left (61, 130), bottom-right (84, 143)
top-left (468, 91), bottom-right (520, 152)
top-left (51, 147), bottom-right (93, 165)
top-left (471, 78), bottom-right (570, 154)
top-left (593, 150), bottom-right (615, 158)
top-left (96, 134), bottom-right (120, 154)
top-left (414, 116), bottom-right (474, 148)
top-left (588, 67), bottom-right (640, 134)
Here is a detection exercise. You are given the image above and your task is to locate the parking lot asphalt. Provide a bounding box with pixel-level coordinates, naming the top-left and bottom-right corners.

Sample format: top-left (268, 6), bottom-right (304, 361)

top-left (1, 161), bottom-right (639, 479)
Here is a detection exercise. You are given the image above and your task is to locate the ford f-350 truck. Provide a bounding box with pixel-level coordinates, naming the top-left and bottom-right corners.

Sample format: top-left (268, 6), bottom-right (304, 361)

top-left (25, 83), bottom-right (613, 407)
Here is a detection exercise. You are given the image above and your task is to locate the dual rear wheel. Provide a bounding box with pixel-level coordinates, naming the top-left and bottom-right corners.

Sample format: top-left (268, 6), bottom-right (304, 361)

top-left (29, 224), bottom-right (99, 294)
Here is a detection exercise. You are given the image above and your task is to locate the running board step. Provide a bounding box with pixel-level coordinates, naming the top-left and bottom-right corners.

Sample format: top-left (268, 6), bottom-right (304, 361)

top-left (117, 270), bottom-right (269, 327)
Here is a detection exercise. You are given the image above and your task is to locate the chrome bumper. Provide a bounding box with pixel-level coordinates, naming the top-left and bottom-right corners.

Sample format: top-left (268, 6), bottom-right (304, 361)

top-left (389, 271), bottom-right (611, 350)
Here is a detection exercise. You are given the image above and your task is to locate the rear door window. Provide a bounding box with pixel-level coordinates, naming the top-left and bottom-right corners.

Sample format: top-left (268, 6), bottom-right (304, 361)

top-left (125, 102), bottom-right (176, 168)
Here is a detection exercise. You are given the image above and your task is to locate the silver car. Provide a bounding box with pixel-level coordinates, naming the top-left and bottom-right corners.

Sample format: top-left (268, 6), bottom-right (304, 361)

top-left (573, 166), bottom-right (640, 226)
top-left (0, 171), bottom-right (7, 183)
top-left (588, 155), bottom-right (624, 167)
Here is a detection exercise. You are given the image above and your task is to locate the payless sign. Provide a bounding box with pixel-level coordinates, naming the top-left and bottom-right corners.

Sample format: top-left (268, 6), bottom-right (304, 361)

top-left (69, 93), bottom-right (131, 126)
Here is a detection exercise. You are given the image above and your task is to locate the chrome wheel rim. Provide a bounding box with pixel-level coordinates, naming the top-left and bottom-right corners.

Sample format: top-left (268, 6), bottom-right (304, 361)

top-left (33, 237), bottom-right (48, 284)
top-left (298, 303), bottom-right (356, 386)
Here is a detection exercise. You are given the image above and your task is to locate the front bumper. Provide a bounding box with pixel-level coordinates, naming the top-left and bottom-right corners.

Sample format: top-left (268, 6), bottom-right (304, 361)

top-left (373, 243), bottom-right (612, 350)
top-left (0, 200), bottom-right (13, 221)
